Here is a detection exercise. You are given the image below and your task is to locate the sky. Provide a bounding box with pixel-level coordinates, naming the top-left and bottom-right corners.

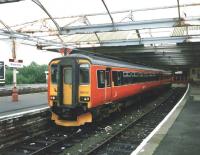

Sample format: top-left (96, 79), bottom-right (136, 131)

top-left (0, 0), bottom-right (199, 66)
top-left (0, 40), bottom-right (60, 66)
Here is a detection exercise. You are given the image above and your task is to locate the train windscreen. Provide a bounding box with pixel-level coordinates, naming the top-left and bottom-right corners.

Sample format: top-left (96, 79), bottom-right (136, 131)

top-left (51, 64), bottom-right (58, 84)
top-left (79, 64), bottom-right (89, 85)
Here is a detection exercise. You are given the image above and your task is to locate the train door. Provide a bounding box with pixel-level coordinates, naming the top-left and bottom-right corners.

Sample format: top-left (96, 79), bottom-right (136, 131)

top-left (57, 58), bottom-right (79, 106)
top-left (105, 68), bottom-right (112, 102)
top-left (63, 66), bottom-right (72, 105)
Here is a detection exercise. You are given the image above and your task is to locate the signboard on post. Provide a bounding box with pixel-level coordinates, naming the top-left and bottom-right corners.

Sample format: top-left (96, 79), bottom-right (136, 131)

top-left (0, 61), bottom-right (5, 85)
top-left (0, 61), bottom-right (5, 80)
top-left (8, 59), bottom-right (23, 68)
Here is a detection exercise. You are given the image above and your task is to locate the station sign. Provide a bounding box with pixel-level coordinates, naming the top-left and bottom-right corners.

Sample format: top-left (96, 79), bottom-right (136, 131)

top-left (8, 59), bottom-right (23, 68)
top-left (0, 61), bottom-right (5, 80)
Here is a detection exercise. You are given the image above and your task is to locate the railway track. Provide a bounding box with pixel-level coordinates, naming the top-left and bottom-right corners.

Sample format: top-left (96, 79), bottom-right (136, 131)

top-left (0, 108), bottom-right (50, 150)
top-left (84, 87), bottom-right (186, 155)
top-left (0, 86), bottom-right (186, 155)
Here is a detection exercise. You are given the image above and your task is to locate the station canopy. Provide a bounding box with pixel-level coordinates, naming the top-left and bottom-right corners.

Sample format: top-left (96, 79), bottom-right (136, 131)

top-left (0, 0), bottom-right (200, 69)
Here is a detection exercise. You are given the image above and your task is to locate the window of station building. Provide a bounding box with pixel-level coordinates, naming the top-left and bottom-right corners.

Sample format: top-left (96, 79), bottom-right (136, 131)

top-left (64, 67), bottom-right (72, 84)
top-left (51, 64), bottom-right (58, 84)
top-left (97, 70), bottom-right (105, 88)
top-left (79, 64), bottom-right (90, 85)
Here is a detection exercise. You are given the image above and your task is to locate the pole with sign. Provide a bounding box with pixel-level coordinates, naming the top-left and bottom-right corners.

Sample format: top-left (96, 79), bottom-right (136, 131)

top-left (10, 40), bottom-right (23, 102)
top-left (8, 59), bottom-right (23, 88)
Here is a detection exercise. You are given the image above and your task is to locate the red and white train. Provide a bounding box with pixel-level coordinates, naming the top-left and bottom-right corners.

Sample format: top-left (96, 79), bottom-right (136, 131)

top-left (48, 53), bottom-right (172, 127)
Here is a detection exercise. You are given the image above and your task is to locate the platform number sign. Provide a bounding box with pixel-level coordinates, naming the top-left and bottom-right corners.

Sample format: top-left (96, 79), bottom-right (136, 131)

top-left (0, 61), bottom-right (5, 80)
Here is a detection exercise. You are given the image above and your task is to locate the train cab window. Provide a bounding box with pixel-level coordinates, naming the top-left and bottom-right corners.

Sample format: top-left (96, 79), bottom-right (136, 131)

top-left (97, 70), bottom-right (105, 88)
top-left (64, 67), bottom-right (72, 84)
top-left (79, 64), bottom-right (90, 85)
top-left (51, 64), bottom-right (58, 84)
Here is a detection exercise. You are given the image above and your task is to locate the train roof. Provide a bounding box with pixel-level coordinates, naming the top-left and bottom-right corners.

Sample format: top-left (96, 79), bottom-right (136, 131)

top-left (52, 53), bottom-right (171, 74)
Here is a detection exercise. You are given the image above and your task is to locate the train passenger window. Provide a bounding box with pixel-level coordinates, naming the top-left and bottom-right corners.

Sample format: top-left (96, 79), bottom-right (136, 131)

top-left (130, 72), bottom-right (133, 83)
top-left (128, 72), bottom-right (131, 84)
top-left (145, 74), bottom-right (148, 82)
top-left (51, 64), bottom-right (58, 84)
top-left (112, 71), bottom-right (124, 86)
top-left (147, 73), bottom-right (151, 81)
top-left (139, 73), bottom-right (142, 82)
top-left (138, 73), bottom-right (142, 82)
top-left (134, 72), bottom-right (138, 83)
top-left (131, 72), bottom-right (135, 83)
top-left (143, 73), bottom-right (146, 82)
top-left (79, 64), bottom-right (89, 85)
top-left (112, 71), bottom-right (118, 86)
top-left (64, 67), bottom-right (72, 84)
top-left (123, 72), bottom-right (128, 85)
top-left (118, 71), bottom-right (123, 85)
top-left (106, 71), bottom-right (111, 87)
top-left (97, 70), bottom-right (105, 88)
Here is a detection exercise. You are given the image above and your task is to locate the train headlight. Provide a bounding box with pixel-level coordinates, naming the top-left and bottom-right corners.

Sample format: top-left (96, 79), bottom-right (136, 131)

top-left (80, 96), bottom-right (90, 102)
top-left (50, 96), bottom-right (57, 100)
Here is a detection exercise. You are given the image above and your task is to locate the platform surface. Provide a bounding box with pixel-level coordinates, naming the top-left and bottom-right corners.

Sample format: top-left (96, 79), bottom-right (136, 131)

top-left (0, 92), bottom-right (48, 118)
top-left (153, 86), bottom-right (200, 155)
top-left (0, 83), bottom-right (47, 91)
top-left (135, 84), bottom-right (200, 155)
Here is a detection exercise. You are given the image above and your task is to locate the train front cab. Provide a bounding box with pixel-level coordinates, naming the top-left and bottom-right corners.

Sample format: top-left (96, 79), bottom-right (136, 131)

top-left (48, 57), bottom-right (92, 126)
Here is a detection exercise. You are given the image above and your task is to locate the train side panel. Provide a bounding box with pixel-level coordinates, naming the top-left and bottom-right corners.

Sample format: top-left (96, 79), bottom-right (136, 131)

top-left (90, 66), bottom-right (172, 108)
top-left (91, 65), bottom-right (107, 107)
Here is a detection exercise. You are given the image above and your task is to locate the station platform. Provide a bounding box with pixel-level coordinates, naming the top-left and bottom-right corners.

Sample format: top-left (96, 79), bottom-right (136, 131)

top-left (134, 84), bottom-right (200, 155)
top-left (0, 83), bottom-right (47, 97)
top-left (0, 83), bottom-right (47, 91)
top-left (0, 92), bottom-right (48, 119)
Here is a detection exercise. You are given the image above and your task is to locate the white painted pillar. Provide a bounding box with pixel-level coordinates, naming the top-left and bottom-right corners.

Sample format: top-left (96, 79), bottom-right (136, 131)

top-left (13, 68), bottom-right (17, 87)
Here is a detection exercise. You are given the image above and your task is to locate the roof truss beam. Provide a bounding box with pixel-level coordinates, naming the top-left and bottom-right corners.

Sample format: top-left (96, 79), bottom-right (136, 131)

top-left (0, 29), bottom-right (67, 48)
top-left (92, 36), bottom-right (189, 46)
top-left (0, 0), bottom-right (23, 4)
top-left (61, 17), bottom-right (198, 35)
